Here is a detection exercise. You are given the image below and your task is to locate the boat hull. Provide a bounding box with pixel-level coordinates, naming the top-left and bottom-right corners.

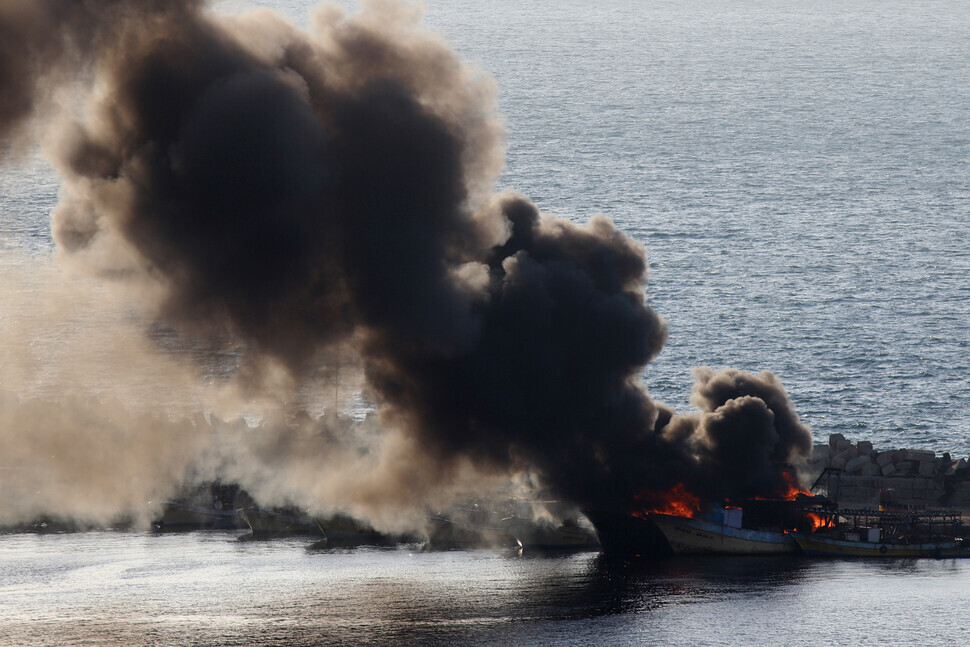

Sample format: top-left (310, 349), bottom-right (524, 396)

top-left (793, 533), bottom-right (964, 558)
top-left (651, 513), bottom-right (799, 555)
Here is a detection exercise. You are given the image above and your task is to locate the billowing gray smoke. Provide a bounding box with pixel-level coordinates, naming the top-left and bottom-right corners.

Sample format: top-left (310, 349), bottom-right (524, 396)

top-left (0, 0), bottom-right (812, 522)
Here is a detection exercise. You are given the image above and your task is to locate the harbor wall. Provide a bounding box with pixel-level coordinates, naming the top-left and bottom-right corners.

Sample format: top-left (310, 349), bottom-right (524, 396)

top-left (805, 434), bottom-right (970, 512)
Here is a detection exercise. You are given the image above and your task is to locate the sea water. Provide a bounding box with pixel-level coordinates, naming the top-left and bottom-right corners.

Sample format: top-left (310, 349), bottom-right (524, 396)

top-left (2, 531), bottom-right (970, 646)
top-left (2, 1), bottom-right (970, 644)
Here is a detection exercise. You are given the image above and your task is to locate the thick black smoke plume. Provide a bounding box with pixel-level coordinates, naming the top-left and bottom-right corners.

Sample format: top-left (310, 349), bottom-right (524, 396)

top-left (655, 368), bottom-right (814, 505)
top-left (1, 0), bottom-right (812, 519)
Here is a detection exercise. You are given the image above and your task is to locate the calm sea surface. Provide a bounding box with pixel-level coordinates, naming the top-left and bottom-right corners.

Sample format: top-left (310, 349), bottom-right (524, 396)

top-left (3, 0), bottom-right (970, 644)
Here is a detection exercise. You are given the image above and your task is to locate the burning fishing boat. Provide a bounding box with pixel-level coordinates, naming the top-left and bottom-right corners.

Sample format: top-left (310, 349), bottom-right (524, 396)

top-left (585, 472), bottom-right (834, 559)
top-left (650, 494), bottom-right (832, 556)
top-left (650, 511), bottom-right (795, 555)
top-left (649, 477), bottom-right (832, 556)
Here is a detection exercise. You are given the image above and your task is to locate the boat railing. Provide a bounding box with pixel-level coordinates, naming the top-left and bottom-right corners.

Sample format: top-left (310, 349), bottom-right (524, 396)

top-left (827, 507), bottom-right (964, 540)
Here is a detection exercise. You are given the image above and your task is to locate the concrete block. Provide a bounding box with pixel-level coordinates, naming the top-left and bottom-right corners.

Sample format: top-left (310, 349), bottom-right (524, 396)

top-left (860, 462), bottom-right (881, 477)
top-left (829, 433), bottom-right (846, 451)
top-left (857, 440), bottom-right (873, 455)
top-left (845, 455), bottom-right (872, 474)
top-left (836, 439), bottom-right (854, 454)
top-left (831, 454), bottom-right (848, 470)
top-left (918, 461), bottom-right (937, 478)
top-left (880, 462), bottom-right (898, 476)
top-left (894, 461), bottom-right (915, 474)
top-left (876, 452), bottom-right (895, 468)
top-left (905, 449), bottom-right (936, 462)
top-left (835, 449), bottom-right (858, 465)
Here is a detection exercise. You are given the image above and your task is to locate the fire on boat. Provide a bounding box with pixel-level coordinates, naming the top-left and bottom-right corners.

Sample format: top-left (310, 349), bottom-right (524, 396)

top-left (585, 478), bottom-right (834, 558)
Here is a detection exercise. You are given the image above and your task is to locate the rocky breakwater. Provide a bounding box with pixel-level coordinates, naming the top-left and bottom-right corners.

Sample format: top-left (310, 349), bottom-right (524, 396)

top-left (806, 434), bottom-right (970, 512)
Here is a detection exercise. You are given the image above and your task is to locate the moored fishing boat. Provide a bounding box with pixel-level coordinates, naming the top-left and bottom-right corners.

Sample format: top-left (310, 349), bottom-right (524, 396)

top-left (792, 532), bottom-right (964, 557)
top-left (792, 507), bottom-right (969, 558)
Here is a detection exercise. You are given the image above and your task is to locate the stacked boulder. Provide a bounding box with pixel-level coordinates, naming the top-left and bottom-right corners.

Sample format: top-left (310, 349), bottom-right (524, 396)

top-left (805, 434), bottom-right (970, 511)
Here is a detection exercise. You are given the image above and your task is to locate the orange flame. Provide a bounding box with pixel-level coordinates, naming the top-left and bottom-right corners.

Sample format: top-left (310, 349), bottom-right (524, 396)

top-left (780, 473), bottom-right (810, 500)
top-left (806, 512), bottom-right (833, 531)
top-left (634, 483), bottom-right (702, 519)
top-left (750, 472), bottom-right (812, 502)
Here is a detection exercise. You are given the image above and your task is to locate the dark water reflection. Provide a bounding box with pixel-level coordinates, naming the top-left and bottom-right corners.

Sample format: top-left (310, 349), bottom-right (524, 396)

top-left (501, 553), bottom-right (812, 621)
top-left (242, 551), bottom-right (820, 645)
top-left (278, 552), bottom-right (815, 646)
